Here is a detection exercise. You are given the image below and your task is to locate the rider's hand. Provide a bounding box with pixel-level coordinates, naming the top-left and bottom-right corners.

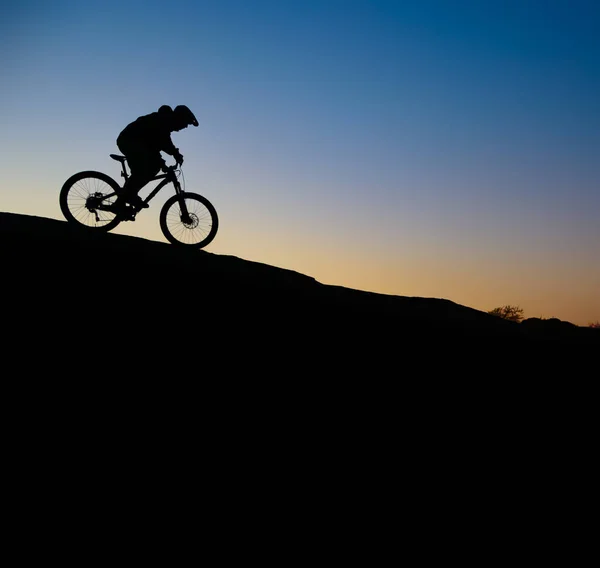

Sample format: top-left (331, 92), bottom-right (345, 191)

top-left (174, 151), bottom-right (184, 166)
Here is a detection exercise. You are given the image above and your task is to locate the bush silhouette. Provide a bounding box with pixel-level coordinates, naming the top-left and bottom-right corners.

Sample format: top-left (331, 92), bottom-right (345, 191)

top-left (488, 305), bottom-right (524, 323)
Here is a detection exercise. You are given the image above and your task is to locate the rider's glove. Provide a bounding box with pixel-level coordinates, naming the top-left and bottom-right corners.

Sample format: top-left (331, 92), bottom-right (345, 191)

top-left (174, 150), bottom-right (184, 166)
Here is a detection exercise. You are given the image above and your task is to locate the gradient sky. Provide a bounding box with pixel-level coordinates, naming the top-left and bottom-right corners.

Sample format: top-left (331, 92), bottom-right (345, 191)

top-left (2, 0), bottom-right (599, 325)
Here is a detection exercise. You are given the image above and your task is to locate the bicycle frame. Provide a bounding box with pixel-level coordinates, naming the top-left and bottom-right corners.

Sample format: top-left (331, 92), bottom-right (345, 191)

top-left (140, 168), bottom-right (181, 206)
top-left (112, 154), bottom-right (183, 207)
top-left (105, 154), bottom-right (192, 221)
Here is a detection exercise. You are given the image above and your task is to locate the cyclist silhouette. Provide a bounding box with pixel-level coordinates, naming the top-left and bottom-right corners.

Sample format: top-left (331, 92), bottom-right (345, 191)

top-left (113, 104), bottom-right (198, 214)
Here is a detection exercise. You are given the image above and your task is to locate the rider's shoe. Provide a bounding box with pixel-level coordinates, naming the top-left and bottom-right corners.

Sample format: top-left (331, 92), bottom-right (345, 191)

top-left (129, 195), bottom-right (149, 209)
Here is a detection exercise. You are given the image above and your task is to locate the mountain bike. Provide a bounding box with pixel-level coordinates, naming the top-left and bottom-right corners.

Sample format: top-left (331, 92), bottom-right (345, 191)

top-left (59, 154), bottom-right (219, 248)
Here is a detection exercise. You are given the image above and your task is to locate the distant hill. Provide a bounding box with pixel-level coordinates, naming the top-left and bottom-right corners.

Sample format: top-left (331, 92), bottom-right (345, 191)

top-left (2, 212), bottom-right (598, 363)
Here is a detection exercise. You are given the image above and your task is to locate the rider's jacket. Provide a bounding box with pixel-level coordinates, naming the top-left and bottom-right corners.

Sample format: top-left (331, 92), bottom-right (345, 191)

top-left (117, 111), bottom-right (178, 156)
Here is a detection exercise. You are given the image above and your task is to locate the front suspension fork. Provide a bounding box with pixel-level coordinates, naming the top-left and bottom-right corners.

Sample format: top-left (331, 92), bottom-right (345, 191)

top-left (174, 187), bottom-right (192, 223)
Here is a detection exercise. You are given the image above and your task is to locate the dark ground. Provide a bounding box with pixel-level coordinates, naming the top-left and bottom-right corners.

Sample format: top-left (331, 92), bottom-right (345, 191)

top-left (2, 211), bottom-right (595, 509)
top-left (2, 212), bottom-right (597, 359)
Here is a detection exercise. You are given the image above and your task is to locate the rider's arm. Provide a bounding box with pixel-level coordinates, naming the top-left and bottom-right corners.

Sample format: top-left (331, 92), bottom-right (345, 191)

top-left (159, 133), bottom-right (183, 164)
top-left (158, 131), bottom-right (178, 156)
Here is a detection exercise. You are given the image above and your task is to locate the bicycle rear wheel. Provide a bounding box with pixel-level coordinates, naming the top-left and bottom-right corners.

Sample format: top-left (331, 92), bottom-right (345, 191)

top-left (59, 171), bottom-right (122, 231)
top-left (159, 192), bottom-right (219, 248)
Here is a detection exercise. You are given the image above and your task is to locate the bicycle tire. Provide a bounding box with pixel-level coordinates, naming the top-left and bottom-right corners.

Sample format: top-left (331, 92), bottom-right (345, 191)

top-left (59, 170), bottom-right (122, 232)
top-left (159, 192), bottom-right (219, 248)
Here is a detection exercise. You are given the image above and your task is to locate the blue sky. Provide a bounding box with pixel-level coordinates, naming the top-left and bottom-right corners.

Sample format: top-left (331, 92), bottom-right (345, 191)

top-left (2, 0), bottom-right (599, 325)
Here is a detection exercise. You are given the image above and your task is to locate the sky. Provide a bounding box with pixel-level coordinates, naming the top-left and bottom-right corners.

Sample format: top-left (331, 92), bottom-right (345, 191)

top-left (2, 0), bottom-right (599, 326)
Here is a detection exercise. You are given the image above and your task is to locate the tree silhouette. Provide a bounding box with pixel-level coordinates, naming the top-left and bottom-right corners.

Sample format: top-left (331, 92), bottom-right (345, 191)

top-left (488, 305), bottom-right (524, 323)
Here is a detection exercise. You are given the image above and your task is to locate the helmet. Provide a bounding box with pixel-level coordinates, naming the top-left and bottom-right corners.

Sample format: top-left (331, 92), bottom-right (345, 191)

top-left (158, 105), bottom-right (173, 116)
top-left (174, 105), bottom-right (198, 127)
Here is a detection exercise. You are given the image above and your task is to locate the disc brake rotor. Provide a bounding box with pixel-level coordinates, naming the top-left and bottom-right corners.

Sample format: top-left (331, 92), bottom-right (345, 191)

top-left (182, 213), bottom-right (199, 229)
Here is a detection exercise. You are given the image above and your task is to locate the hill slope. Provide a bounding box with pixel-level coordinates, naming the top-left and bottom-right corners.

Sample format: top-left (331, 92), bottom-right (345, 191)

top-left (1, 212), bottom-right (597, 352)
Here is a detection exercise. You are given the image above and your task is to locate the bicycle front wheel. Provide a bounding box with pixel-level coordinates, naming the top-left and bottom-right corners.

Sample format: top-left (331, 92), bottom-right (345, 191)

top-left (159, 192), bottom-right (219, 248)
top-left (59, 171), bottom-right (122, 231)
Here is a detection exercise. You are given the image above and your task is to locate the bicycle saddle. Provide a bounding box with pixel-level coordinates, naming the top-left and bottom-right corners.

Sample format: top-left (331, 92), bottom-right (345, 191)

top-left (110, 154), bottom-right (127, 163)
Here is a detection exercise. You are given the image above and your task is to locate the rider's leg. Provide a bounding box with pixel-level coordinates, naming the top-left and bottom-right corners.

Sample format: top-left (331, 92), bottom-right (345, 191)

top-left (119, 152), bottom-right (162, 209)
